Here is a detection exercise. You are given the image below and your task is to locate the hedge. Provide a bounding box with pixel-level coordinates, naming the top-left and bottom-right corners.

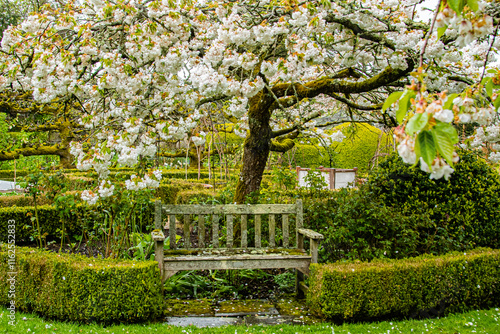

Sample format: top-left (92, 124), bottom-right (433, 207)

top-left (156, 179), bottom-right (206, 204)
top-left (307, 248), bottom-right (500, 321)
top-left (0, 246), bottom-right (163, 323)
top-left (292, 144), bottom-right (331, 168)
top-left (0, 205), bottom-right (83, 243)
top-left (175, 189), bottom-right (220, 204)
top-left (284, 123), bottom-right (392, 172)
top-left (0, 195), bottom-right (52, 208)
top-left (0, 168), bottom-right (135, 180)
top-left (0, 168), bottom-right (215, 182)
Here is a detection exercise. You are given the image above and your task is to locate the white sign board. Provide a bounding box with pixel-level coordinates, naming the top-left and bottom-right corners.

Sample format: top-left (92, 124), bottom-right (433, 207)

top-left (334, 170), bottom-right (356, 189)
top-left (296, 167), bottom-right (357, 190)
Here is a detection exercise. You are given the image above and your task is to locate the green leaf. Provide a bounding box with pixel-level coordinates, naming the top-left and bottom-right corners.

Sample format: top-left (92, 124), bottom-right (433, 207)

top-left (437, 26), bottom-right (447, 39)
top-left (486, 79), bottom-right (494, 98)
top-left (432, 122), bottom-right (458, 166)
top-left (382, 91), bottom-right (403, 112)
top-left (467, 0), bottom-right (478, 12)
top-left (397, 91), bottom-right (416, 124)
top-left (444, 93), bottom-right (458, 110)
top-left (435, 122), bottom-right (459, 143)
top-left (494, 97), bottom-right (500, 112)
top-left (417, 131), bottom-right (436, 167)
top-left (448, 0), bottom-right (466, 14)
top-left (406, 112), bottom-right (429, 135)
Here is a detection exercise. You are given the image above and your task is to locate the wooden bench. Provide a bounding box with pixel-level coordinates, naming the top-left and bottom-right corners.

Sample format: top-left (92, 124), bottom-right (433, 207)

top-left (151, 199), bottom-right (323, 295)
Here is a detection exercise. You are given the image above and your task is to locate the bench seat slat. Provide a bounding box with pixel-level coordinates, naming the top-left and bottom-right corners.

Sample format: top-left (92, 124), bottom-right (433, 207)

top-left (164, 247), bottom-right (307, 256)
top-left (162, 255), bottom-right (311, 274)
top-left (162, 204), bottom-right (297, 215)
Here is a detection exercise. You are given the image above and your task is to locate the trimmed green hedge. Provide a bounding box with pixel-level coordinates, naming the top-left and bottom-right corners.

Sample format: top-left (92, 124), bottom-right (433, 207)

top-left (286, 123), bottom-right (392, 172)
top-left (0, 205), bottom-right (83, 243)
top-left (0, 246), bottom-right (163, 323)
top-left (0, 195), bottom-right (52, 208)
top-left (307, 248), bottom-right (500, 321)
top-left (175, 189), bottom-right (220, 204)
top-left (330, 123), bottom-right (391, 173)
top-left (156, 180), bottom-right (206, 204)
top-left (292, 144), bottom-right (331, 168)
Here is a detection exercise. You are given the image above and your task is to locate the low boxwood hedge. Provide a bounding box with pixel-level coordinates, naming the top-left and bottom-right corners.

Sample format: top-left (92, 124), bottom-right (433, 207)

top-left (0, 194), bottom-right (53, 208)
top-left (0, 246), bottom-right (164, 324)
top-left (175, 189), bottom-right (220, 204)
top-left (0, 205), bottom-right (84, 244)
top-left (307, 248), bottom-right (500, 321)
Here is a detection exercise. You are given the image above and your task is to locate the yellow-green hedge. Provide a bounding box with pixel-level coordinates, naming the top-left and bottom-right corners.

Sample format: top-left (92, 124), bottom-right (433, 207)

top-left (0, 246), bottom-right (163, 324)
top-left (0, 195), bottom-right (53, 208)
top-left (175, 189), bottom-right (220, 204)
top-left (307, 248), bottom-right (500, 321)
top-left (155, 179), bottom-right (206, 204)
top-left (0, 205), bottom-right (84, 243)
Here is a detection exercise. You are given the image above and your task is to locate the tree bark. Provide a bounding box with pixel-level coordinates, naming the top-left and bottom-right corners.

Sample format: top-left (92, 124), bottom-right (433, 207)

top-left (233, 91), bottom-right (273, 203)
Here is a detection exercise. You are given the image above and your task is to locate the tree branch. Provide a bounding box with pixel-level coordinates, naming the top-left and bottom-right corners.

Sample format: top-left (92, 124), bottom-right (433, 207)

top-left (324, 92), bottom-right (383, 110)
top-left (324, 14), bottom-right (396, 51)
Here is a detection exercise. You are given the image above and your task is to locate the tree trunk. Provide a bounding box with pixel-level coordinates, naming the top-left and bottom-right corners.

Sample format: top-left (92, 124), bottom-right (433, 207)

top-left (58, 148), bottom-right (74, 168)
top-left (233, 92), bottom-right (273, 203)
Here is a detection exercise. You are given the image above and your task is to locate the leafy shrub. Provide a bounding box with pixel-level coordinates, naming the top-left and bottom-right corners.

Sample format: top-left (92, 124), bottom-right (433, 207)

top-left (305, 189), bottom-right (434, 263)
top-left (273, 271), bottom-right (295, 293)
top-left (0, 246), bottom-right (164, 324)
top-left (164, 269), bottom-right (271, 299)
top-left (307, 248), bottom-right (500, 322)
top-left (367, 150), bottom-right (500, 251)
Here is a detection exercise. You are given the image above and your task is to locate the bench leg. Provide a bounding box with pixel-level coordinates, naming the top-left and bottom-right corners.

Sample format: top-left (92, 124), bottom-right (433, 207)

top-left (295, 269), bottom-right (305, 298)
top-left (154, 240), bottom-right (164, 277)
top-left (163, 270), bottom-right (178, 283)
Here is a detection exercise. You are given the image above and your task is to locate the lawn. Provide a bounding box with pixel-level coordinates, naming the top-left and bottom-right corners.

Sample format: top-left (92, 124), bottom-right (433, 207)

top-left (1, 306), bottom-right (499, 334)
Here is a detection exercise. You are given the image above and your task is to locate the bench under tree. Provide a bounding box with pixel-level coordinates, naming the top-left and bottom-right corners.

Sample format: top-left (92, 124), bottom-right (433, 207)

top-left (151, 199), bottom-right (324, 296)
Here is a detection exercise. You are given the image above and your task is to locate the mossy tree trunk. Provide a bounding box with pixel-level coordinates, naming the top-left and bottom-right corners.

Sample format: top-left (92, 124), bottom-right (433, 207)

top-left (232, 62), bottom-right (415, 203)
top-left (234, 91), bottom-right (273, 204)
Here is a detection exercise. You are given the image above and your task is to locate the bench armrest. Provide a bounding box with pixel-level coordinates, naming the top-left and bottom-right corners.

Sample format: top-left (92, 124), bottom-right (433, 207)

top-left (151, 230), bottom-right (165, 242)
top-left (298, 228), bottom-right (324, 240)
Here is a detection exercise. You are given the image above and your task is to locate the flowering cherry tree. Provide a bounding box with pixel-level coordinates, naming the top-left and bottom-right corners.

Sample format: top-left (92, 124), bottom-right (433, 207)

top-left (0, 0), bottom-right (499, 203)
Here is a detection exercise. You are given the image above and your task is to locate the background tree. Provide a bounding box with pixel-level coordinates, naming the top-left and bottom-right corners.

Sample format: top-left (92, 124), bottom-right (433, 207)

top-left (0, 0), bottom-right (498, 203)
top-left (0, 91), bottom-right (85, 168)
top-left (0, 0), bottom-right (81, 169)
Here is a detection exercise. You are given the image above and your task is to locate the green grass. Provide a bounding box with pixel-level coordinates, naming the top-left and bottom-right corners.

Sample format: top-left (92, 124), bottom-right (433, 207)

top-left (0, 307), bottom-right (499, 333)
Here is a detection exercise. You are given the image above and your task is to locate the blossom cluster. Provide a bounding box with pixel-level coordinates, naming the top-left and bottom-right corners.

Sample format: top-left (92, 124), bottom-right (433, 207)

top-left (0, 0), bottom-right (498, 196)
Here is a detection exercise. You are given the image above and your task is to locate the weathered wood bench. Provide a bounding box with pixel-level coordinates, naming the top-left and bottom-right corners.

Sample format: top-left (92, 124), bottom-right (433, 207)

top-left (151, 199), bottom-right (323, 295)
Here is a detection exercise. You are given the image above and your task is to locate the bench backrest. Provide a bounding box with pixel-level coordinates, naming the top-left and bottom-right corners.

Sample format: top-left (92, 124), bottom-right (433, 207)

top-left (155, 200), bottom-right (303, 250)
